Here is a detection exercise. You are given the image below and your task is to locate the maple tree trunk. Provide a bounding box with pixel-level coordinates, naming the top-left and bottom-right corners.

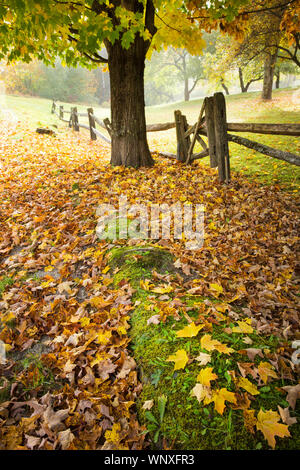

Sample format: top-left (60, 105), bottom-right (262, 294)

top-left (107, 37), bottom-right (153, 168)
top-left (262, 52), bottom-right (277, 100)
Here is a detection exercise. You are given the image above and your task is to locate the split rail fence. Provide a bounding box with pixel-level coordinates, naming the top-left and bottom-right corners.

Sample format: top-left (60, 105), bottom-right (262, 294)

top-left (51, 92), bottom-right (300, 183)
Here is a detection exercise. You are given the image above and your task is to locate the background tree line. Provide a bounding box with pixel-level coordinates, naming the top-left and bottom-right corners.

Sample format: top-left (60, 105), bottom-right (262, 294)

top-left (1, 59), bottom-right (110, 105)
top-left (1, 19), bottom-right (299, 107)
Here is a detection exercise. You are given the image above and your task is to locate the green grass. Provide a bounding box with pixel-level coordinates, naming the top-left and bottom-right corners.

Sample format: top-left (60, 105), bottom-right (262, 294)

top-left (1, 87), bottom-right (300, 190)
top-left (0, 276), bottom-right (14, 298)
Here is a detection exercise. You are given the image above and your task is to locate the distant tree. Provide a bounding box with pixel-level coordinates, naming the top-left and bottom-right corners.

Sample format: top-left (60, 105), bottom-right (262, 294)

top-left (144, 51), bottom-right (177, 105)
top-left (274, 57), bottom-right (300, 88)
top-left (202, 34), bottom-right (232, 95)
top-left (145, 32), bottom-right (217, 105)
top-left (163, 48), bottom-right (204, 102)
top-left (188, 0), bottom-right (299, 100)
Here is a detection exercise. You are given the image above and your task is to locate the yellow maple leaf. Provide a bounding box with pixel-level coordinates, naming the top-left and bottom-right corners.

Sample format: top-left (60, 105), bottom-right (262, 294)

top-left (200, 334), bottom-right (234, 355)
top-left (89, 296), bottom-right (111, 308)
top-left (212, 388), bottom-right (237, 415)
top-left (80, 317), bottom-right (90, 327)
top-left (1, 312), bottom-right (15, 324)
top-left (95, 330), bottom-right (112, 344)
top-left (237, 377), bottom-right (259, 395)
top-left (209, 283), bottom-right (223, 296)
top-left (197, 367), bottom-right (218, 387)
top-left (140, 279), bottom-right (154, 291)
top-left (104, 423), bottom-right (121, 445)
top-left (166, 349), bottom-right (189, 371)
top-left (151, 285), bottom-right (173, 294)
top-left (257, 362), bottom-right (278, 384)
top-left (176, 322), bottom-right (204, 338)
top-left (256, 409), bottom-right (290, 449)
top-left (232, 320), bottom-right (253, 334)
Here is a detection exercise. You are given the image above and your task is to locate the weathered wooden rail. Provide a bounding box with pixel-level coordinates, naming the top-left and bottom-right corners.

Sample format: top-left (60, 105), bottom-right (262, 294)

top-left (51, 93), bottom-right (300, 183)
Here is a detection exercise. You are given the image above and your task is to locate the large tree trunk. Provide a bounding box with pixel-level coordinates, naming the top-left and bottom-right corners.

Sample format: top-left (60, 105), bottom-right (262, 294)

top-left (106, 37), bottom-right (153, 167)
top-left (262, 51), bottom-right (277, 100)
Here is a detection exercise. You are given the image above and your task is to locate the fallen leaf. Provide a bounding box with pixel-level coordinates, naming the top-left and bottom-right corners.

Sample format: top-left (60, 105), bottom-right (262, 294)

top-left (201, 334), bottom-right (234, 355)
top-left (282, 384), bottom-right (300, 410)
top-left (57, 428), bottom-right (75, 450)
top-left (166, 349), bottom-right (189, 371)
top-left (243, 409), bottom-right (256, 434)
top-left (256, 409), bottom-right (290, 449)
top-left (237, 377), bottom-right (259, 395)
top-left (277, 406), bottom-right (297, 425)
top-left (257, 362), bottom-right (278, 384)
top-left (197, 367), bottom-right (218, 387)
top-left (147, 314), bottom-right (161, 325)
top-left (176, 321), bottom-right (204, 338)
top-left (232, 320), bottom-right (253, 334)
top-left (142, 400), bottom-right (154, 410)
top-left (195, 352), bottom-right (211, 366)
top-left (212, 388), bottom-right (237, 415)
top-left (191, 383), bottom-right (212, 404)
top-left (244, 348), bottom-right (264, 361)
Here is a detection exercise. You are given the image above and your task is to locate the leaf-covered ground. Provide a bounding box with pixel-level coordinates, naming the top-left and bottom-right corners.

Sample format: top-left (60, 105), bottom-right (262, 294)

top-left (0, 116), bottom-right (299, 450)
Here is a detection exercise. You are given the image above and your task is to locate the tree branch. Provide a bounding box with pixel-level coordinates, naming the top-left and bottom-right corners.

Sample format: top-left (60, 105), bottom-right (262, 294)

top-left (145, 0), bottom-right (157, 37)
top-left (68, 34), bottom-right (108, 63)
top-left (188, 0), bottom-right (297, 20)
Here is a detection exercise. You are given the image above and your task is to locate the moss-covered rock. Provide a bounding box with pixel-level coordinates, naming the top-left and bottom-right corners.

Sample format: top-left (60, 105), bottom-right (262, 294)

top-left (107, 245), bottom-right (174, 288)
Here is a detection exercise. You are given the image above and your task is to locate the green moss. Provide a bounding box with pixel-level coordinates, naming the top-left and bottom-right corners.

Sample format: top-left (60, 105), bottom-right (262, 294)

top-left (0, 276), bottom-right (14, 298)
top-left (132, 303), bottom-right (300, 449)
top-left (0, 380), bottom-right (10, 404)
top-left (107, 245), bottom-right (300, 450)
top-left (107, 245), bottom-right (174, 288)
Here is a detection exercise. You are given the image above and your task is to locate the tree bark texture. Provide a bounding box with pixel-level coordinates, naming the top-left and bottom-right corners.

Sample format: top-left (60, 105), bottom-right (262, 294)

top-left (107, 37), bottom-right (153, 167)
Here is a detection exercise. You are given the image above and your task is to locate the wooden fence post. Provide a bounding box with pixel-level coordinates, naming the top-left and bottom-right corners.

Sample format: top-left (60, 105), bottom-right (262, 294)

top-left (69, 107), bottom-right (74, 128)
top-left (213, 92), bottom-right (230, 183)
top-left (205, 97), bottom-right (218, 168)
top-left (72, 107), bottom-right (79, 131)
top-left (87, 108), bottom-right (97, 140)
top-left (51, 101), bottom-right (56, 114)
top-left (175, 110), bottom-right (190, 162)
top-left (59, 105), bottom-right (64, 120)
top-left (103, 118), bottom-right (112, 137)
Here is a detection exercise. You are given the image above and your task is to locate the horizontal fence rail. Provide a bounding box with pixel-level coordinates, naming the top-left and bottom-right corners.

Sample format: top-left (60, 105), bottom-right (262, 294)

top-left (226, 122), bottom-right (300, 136)
top-left (51, 96), bottom-right (300, 182)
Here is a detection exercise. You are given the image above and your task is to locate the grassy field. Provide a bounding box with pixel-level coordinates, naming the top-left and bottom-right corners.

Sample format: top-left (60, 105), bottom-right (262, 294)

top-left (1, 87), bottom-right (300, 191)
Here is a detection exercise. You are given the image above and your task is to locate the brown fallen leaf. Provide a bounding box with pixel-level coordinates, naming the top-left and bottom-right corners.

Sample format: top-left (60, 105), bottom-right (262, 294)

top-left (147, 314), bottom-right (161, 325)
top-left (282, 384), bottom-right (300, 410)
top-left (277, 406), bottom-right (297, 425)
top-left (57, 428), bottom-right (75, 450)
top-left (43, 406), bottom-right (69, 432)
top-left (244, 348), bottom-right (264, 361)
